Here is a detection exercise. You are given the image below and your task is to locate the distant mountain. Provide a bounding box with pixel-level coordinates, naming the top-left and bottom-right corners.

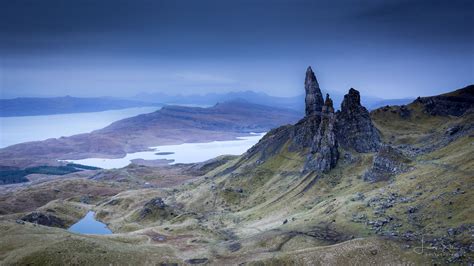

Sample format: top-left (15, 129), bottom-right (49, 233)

top-left (364, 98), bottom-right (415, 109)
top-left (133, 91), bottom-right (305, 112)
top-left (0, 92), bottom-right (413, 117)
top-left (0, 96), bottom-right (162, 117)
top-left (132, 90), bottom-right (413, 113)
top-left (0, 100), bottom-right (301, 169)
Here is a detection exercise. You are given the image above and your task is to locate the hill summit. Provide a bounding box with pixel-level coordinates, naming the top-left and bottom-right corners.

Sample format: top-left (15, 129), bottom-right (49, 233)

top-left (246, 66), bottom-right (380, 173)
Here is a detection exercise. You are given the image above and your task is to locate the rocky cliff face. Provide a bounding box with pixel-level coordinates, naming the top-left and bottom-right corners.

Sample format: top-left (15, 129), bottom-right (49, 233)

top-left (246, 66), bottom-right (381, 174)
top-left (336, 88), bottom-right (381, 153)
top-left (414, 85), bottom-right (474, 117)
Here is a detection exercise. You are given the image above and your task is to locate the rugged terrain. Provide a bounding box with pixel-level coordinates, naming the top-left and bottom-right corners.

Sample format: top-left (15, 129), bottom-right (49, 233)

top-left (0, 68), bottom-right (472, 265)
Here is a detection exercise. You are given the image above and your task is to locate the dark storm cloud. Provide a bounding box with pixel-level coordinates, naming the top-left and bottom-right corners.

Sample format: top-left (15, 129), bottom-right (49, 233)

top-left (5, 0), bottom-right (470, 55)
top-left (0, 0), bottom-right (350, 54)
top-left (355, 0), bottom-right (473, 43)
top-left (0, 0), bottom-right (473, 98)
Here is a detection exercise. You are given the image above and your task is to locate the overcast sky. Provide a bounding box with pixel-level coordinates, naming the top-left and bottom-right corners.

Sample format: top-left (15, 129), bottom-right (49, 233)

top-left (0, 0), bottom-right (473, 99)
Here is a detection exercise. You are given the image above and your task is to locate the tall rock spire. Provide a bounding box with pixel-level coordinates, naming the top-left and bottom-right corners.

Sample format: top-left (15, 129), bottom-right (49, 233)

top-left (246, 68), bottom-right (381, 175)
top-left (305, 66), bottom-right (324, 117)
top-left (305, 94), bottom-right (339, 172)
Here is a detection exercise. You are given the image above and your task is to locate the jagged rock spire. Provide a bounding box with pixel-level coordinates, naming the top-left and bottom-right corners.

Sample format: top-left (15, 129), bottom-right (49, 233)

top-left (322, 93), bottom-right (334, 114)
top-left (341, 88), bottom-right (361, 114)
top-left (305, 66), bottom-right (324, 117)
top-left (305, 94), bottom-right (338, 173)
top-left (336, 88), bottom-right (381, 152)
top-left (248, 69), bottom-right (382, 175)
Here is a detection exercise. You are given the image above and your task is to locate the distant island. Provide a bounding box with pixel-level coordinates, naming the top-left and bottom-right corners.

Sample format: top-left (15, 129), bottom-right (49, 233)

top-left (0, 96), bottom-right (162, 117)
top-left (155, 152), bottom-right (174, 155)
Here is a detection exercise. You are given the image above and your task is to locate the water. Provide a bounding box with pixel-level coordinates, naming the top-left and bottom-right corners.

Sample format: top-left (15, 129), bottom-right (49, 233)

top-left (68, 211), bottom-right (112, 235)
top-left (0, 107), bottom-right (159, 148)
top-left (66, 133), bottom-right (265, 169)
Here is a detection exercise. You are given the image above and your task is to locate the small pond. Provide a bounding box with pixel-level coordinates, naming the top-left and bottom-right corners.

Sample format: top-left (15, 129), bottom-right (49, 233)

top-left (68, 211), bottom-right (112, 235)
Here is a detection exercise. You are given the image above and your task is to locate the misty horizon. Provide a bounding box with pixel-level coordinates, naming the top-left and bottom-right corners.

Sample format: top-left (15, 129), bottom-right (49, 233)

top-left (1, 0), bottom-right (473, 100)
top-left (0, 88), bottom-right (428, 101)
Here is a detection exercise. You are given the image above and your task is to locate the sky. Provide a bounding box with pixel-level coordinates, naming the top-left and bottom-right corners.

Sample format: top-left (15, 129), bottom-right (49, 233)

top-left (0, 0), bottom-right (473, 99)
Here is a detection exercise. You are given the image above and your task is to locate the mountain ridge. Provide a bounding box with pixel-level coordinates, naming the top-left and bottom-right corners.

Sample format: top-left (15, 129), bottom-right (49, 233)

top-left (133, 90), bottom-right (416, 112)
top-left (0, 96), bottom-right (163, 117)
top-left (0, 100), bottom-right (300, 170)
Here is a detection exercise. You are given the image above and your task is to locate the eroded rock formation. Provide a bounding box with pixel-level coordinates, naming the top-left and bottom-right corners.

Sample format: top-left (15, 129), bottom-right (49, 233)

top-left (305, 94), bottom-right (339, 172)
top-left (245, 66), bottom-right (381, 174)
top-left (304, 66), bottom-right (324, 117)
top-left (336, 88), bottom-right (381, 153)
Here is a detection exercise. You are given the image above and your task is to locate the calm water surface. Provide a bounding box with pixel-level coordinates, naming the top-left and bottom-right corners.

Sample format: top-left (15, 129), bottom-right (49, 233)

top-left (0, 107), bottom-right (159, 148)
top-left (66, 133), bottom-right (265, 169)
top-left (68, 211), bottom-right (112, 235)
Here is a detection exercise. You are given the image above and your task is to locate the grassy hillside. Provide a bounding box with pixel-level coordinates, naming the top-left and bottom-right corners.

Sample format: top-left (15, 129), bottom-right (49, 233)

top-left (0, 88), bottom-right (472, 264)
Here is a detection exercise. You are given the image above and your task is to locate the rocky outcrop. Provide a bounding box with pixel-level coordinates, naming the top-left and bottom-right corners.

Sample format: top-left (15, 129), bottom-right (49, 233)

top-left (336, 88), bottom-right (381, 152)
top-left (305, 94), bottom-right (339, 172)
top-left (242, 67), bottom-right (381, 174)
top-left (290, 116), bottom-right (320, 149)
top-left (304, 67), bottom-right (324, 117)
top-left (364, 145), bottom-right (410, 182)
top-left (414, 85), bottom-right (473, 117)
top-left (139, 197), bottom-right (173, 220)
top-left (399, 105), bottom-right (411, 118)
top-left (21, 212), bottom-right (65, 228)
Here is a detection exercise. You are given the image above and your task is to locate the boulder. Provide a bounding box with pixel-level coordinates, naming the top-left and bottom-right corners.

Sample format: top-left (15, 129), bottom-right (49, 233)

top-left (364, 145), bottom-right (410, 182)
top-left (399, 105), bottom-right (411, 118)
